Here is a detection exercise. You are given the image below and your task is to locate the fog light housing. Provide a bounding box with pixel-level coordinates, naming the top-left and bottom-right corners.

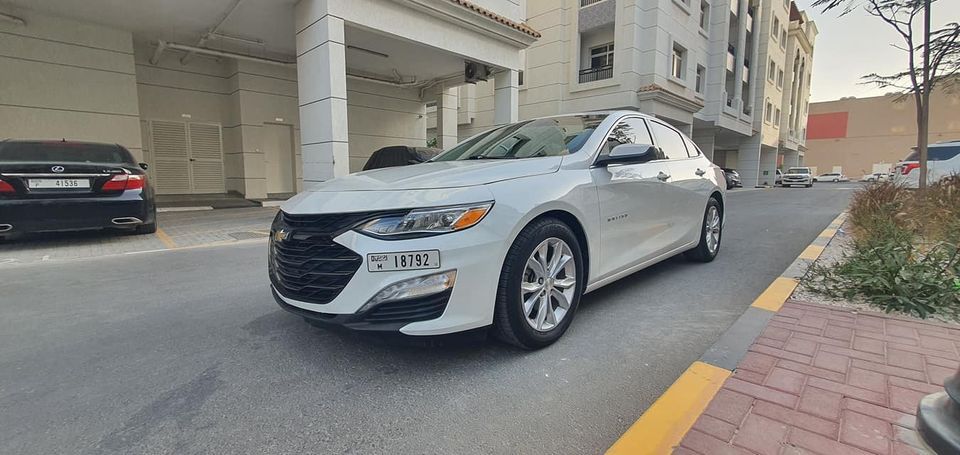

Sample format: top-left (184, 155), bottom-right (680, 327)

top-left (358, 270), bottom-right (457, 314)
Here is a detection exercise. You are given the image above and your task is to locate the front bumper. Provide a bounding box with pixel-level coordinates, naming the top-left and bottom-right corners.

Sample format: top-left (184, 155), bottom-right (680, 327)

top-left (0, 191), bottom-right (154, 234)
top-left (270, 214), bottom-right (507, 336)
top-left (781, 177), bottom-right (812, 185)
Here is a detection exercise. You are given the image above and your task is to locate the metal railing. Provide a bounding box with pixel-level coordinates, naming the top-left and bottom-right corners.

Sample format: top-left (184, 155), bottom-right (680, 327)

top-left (579, 65), bottom-right (614, 83)
top-left (580, 0), bottom-right (607, 7)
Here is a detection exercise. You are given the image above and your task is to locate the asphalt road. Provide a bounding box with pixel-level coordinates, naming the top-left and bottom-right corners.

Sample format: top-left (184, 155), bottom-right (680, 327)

top-left (0, 185), bottom-right (856, 455)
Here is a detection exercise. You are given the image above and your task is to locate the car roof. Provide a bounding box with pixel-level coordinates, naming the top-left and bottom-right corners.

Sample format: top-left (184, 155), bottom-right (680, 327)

top-left (1, 139), bottom-right (124, 148)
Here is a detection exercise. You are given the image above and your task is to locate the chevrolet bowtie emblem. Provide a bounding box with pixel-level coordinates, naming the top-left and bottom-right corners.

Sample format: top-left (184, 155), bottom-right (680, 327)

top-left (273, 229), bottom-right (290, 242)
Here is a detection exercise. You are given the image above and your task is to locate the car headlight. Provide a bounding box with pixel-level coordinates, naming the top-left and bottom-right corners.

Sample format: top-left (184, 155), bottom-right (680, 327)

top-left (357, 202), bottom-right (493, 239)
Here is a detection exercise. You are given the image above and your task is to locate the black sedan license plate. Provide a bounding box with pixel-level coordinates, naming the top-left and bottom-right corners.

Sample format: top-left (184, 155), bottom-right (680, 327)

top-left (367, 250), bottom-right (440, 272)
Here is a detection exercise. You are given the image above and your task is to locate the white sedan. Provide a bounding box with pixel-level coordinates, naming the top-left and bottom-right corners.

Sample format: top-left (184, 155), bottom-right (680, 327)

top-left (270, 111), bottom-right (726, 349)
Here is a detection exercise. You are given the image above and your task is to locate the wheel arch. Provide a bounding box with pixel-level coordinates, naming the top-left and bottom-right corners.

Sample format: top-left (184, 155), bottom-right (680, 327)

top-left (521, 210), bottom-right (591, 284)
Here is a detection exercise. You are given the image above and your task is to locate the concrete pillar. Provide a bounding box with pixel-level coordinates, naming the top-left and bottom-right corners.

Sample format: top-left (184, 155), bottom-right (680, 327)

top-left (737, 135), bottom-right (762, 187)
top-left (758, 147), bottom-right (778, 186)
top-left (732, 0), bottom-right (749, 108)
top-left (436, 87), bottom-right (459, 149)
top-left (692, 129), bottom-right (717, 162)
top-left (295, 10), bottom-right (348, 186)
top-left (744, 2), bottom-right (762, 116)
top-left (494, 70), bottom-right (519, 125)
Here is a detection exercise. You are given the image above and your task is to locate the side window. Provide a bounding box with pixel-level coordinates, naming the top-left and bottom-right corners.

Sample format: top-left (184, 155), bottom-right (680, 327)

top-left (602, 118), bottom-right (654, 156)
top-left (930, 146), bottom-right (960, 161)
top-left (648, 121), bottom-right (689, 160)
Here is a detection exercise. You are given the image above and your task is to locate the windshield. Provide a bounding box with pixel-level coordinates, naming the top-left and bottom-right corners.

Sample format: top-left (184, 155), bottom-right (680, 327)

top-left (787, 168), bottom-right (810, 174)
top-left (432, 115), bottom-right (606, 161)
top-left (0, 141), bottom-right (135, 164)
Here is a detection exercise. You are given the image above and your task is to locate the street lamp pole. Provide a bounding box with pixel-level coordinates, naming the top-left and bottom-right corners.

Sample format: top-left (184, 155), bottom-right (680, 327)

top-left (917, 366), bottom-right (960, 454)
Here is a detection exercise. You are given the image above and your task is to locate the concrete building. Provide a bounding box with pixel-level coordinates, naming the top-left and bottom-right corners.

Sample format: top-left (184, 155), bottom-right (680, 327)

top-left (0, 0), bottom-right (537, 199)
top-left (429, 0), bottom-right (817, 187)
top-left (805, 86), bottom-right (960, 177)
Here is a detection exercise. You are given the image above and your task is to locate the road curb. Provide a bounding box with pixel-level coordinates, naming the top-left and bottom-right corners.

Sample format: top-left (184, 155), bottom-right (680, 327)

top-left (606, 211), bottom-right (847, 454)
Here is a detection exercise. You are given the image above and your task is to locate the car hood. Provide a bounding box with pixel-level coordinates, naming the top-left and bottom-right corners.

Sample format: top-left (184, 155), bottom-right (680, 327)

top-left (304, 157), bottom-right (563, 192)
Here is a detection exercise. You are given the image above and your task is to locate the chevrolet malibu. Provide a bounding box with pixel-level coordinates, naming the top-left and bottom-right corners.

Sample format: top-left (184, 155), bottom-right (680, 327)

top-left (269, 112), bottom-right (726, 349)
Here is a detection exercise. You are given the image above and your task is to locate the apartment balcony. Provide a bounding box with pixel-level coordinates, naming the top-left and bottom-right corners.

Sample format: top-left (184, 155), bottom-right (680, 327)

top-left (579, 65), bottom-right (614, 83)
top-left (746, 10), bottom-right (753, 32)
top-left (580, 0), bottom-right (607, 7)
top-left (727, 46), bottom-right (736, 72)
top-left (730, 0), bottom-right (740, 15)
top-left (742, 60), bottom-right (750, 83)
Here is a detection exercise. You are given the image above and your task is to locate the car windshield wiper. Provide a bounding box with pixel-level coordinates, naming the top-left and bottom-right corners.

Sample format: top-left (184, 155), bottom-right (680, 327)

top-left (466, 155), bottom-right (510, 160)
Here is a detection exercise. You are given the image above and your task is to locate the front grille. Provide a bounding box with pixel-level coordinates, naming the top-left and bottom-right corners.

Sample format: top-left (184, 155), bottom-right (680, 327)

top-left (362, 290), bottom-right (452, 324)
top-left (269, 210), bottom-right (400, 304)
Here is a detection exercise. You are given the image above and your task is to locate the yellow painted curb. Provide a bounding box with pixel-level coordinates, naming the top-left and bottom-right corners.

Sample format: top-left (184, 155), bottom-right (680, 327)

top-left (606, 361), bottom-right (731, 455)
top-left (819, 228), bottom-right (837, 238)
top-left (750, 277), bottom-right (799, 312)
top-left (155, 228), bottom-right (177, 249)
top-left (798, 244), bottom-right (825, 260)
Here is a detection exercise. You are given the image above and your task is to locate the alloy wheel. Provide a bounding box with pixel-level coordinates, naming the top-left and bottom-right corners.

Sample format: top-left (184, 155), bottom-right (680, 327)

top-left (705, 206), bottom-right (721, 254)
top-left (520, 237), bottom-right (577, 332)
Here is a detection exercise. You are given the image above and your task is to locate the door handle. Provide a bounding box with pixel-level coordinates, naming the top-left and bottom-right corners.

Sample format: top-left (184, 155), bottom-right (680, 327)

top-left (657, 171), bottom-right (671, 181)
top-left (695, 168), bottom-right (706, 177)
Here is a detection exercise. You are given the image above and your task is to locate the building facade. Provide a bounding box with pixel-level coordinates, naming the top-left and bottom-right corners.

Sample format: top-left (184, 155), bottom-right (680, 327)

top-left (429, 0), bottom-right (817, 187)
top-left (0, 0), bottom-right (536, 199)
top-left (805, 86), bottom-right (960, 177)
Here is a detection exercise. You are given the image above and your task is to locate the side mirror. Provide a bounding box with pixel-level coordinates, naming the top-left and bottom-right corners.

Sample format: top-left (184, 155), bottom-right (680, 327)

top-left (596, 144), bottom-right (660, 166)
top-left (139, 163), bottom-right (149, 170)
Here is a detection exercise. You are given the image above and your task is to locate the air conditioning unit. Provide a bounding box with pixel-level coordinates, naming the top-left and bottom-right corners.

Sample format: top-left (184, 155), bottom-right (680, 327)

top-left (464, 61), bottom-right (493, 84)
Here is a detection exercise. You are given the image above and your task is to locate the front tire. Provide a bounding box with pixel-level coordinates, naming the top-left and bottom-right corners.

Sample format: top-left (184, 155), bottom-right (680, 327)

top-left (685, 197), bottom-right (722, 262)
top-left (493, 218), bottom-right (585, 350)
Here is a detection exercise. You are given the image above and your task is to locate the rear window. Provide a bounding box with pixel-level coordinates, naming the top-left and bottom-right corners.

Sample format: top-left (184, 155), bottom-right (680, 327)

top-left (0, 142), bottom-right (135, 164)
top-left (903, 145), bottom-right (960, 162)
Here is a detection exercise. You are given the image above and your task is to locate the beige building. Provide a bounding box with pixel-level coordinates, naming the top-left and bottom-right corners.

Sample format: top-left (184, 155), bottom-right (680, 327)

top-left (429, 0), bottom-right (817, 187)
top-left (805, 86), bottom-right (960, 177)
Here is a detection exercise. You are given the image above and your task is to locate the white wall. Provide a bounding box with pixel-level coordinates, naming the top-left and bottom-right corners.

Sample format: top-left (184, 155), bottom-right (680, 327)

top-left (0, 8), bottom-right (142, 158)
top-left (346, 79), bottom-right (427, 172)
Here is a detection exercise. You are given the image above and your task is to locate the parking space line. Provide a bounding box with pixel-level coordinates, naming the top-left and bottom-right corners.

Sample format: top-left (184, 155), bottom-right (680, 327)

top-left (155, 228), bottom-right (177, 249)
top-left (606, 362), bottom-right (730, 455)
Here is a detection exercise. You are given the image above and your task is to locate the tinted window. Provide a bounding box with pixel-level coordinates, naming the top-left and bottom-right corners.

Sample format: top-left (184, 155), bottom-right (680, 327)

top-left (601, 118), bottom-right (654, 156)
top-left (648, 121), bottom-right (689, 160)
top-left (433, 115), bottom-right (605, 161)
top-left (903, 146), bottom-right (960, 161)
top-left (787, 167), bottom-right (810, 174)
top-left (0, 141), bottom-right (134, 164)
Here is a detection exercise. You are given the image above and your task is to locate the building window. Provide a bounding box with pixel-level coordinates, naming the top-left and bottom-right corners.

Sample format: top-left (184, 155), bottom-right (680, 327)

top-left (776, 68), bottom-right (784, 88)
top-left (579, 42), bottom-right (614, 83)
top-left (671, 43), bottom-right (687, 80)
top-left (518, 70), bottom-right (525, 86)
top-left (699, 1), bottom-right (710, 30)
top-left (781, 29), bottom-right (787, 47)
top-left (768, 60), bottom-right (776, 82)
top-left (772, 17), bottom-right (780, 40)
top-left (775, 107), bottom-right (782, 125)
top-left (695, 65), bottom-right (706, 93)
top-left (764, 100), bottom-right (773, 123)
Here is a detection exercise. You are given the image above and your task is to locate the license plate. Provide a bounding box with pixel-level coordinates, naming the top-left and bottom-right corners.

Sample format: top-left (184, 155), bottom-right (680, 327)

top-left (367, 250), bottom-right (440, 272)
top-left (28, 179), bottom-right (90, 189)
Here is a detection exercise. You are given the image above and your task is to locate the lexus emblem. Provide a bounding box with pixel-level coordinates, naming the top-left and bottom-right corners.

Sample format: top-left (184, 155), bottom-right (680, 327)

top-left (51, 165), bottom-right (65, 173)
top-left (273, 229), bottom-right (290, 243)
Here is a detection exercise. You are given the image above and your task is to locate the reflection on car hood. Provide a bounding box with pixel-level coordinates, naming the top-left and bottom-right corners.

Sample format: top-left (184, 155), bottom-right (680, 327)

top-left (305, 157), bottom-right (563, 191)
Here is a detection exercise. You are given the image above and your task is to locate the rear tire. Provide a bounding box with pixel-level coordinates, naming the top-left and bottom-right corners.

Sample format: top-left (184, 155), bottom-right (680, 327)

top-left (806, 183), bottom-right (813, 188)
top-left (493, 218), bottom-right (585, 350)
top-left (685, 197), bottom-right (722, 263)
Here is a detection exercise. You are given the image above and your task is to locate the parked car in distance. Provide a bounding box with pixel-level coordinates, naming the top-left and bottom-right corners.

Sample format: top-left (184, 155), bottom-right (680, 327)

top-left (362, 145), bottom-right (442, 171)
top-left (781, 167), bottom-right (814, 187)
top-left (894, 140), bottom-right (960, 188)
top-left (269, 111), bottom-right (726, 349)
top-left (775, 169), bottom-right (783, 186)
top-left (721, 168), bottom-right (742, 188)
top-left (814, 172), bottom-right (849, 182)
top-left (861, 172), bottom-right (890, 182)
top-left (0, 140), bottom-right (156, 239)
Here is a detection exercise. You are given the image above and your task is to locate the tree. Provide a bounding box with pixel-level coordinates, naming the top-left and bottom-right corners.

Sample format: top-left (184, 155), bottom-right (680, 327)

top-left (813, 0), bottom-right (960, 189)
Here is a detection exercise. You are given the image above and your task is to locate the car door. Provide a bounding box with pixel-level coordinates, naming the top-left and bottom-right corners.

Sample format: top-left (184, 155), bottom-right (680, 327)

top-left (647, 120), bottom-right (708, 249)
top-left (590, 117), bottom-right (674, 279)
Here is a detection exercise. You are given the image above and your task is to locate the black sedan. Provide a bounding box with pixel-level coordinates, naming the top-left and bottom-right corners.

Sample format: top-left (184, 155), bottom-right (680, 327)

top-left (0, 140), bottom-right (156, 239)
top-left (721, 167), bottom-right (742, 188)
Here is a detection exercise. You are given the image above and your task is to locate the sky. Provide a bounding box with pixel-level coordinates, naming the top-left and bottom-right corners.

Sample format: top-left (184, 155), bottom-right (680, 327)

top-left (795, 0), bottom-right (960, 102)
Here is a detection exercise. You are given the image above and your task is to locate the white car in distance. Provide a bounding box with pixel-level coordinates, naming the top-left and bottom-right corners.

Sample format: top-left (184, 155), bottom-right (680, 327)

top-left (781, 167), bottom-right (814, 187)
top-left (269, 112), bottom-right (726, 349)
top-left (815, 172), bottom-right (849, 183)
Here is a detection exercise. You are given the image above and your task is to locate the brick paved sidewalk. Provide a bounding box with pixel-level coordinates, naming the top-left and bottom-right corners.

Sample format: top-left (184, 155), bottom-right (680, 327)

top-left (676, 299), bottom-right (960, 455)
